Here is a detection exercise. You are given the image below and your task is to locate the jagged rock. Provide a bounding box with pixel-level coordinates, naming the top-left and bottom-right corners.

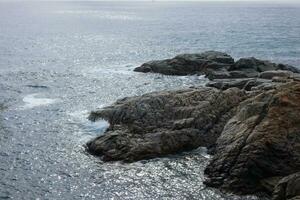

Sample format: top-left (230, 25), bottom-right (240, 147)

top-left (260, 176), bottom-right (283, 194)
top-left (87, 87), bottom-right (246, 162)
top-left (88, 52), bottom-right (300, 197)
top-left (293, 74), bottom-right (300, 82)
top-left (259, 70), bottom-right (292, 80)
top-left (277, 64), bottom-right (300, 73)
top-left (134, 52), bottom-right (300, 80)
top-left (204, 82), bottom-right (300, 194)
top-left (206, 78), bottom-right (271, 91)
top-left (272, 172), bottom-right (300, 200)
top-left (230, 57), bottom-right (277, 73)
top-left (134, 51), bottom-right (234, 76)
top-left (214, 58), bottom-right (299, 80)
top-left (205, 70), bottom-right (251, 80)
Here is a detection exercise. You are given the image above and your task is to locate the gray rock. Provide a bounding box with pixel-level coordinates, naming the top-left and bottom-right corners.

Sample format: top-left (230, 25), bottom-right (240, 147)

top-left (259, 70), bottom-right (292, 80)
top-left (204, 82), bottom-right (300, 194)
top-left (277, 64), bottom-right (300, 74)
top-left (134, 51), bottom-right (234, 76)
top-left (260, 176), bottom-right (283, 194)
top-left (135, 53), bottom-right (300, 80)
top-left (272, 172), bottom-right (300, 200)
top-left (291, 73), bottom-right (300, 82)
top-left (230, 57), bottom-right (277, 72)
top-left (87, 87), bottom-right (246, 162)
top-left (206, 78), bottom-right (271, 91)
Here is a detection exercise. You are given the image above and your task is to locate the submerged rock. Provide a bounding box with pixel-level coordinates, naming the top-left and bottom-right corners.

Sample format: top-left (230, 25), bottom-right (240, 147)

top-left (87, 87), bottom-right (246, 162)
top-left (204, 81), bottom-right (300, 194)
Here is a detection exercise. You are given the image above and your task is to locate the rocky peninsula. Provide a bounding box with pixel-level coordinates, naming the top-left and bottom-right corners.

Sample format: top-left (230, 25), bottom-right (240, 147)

top-left (87, 51), bottom-right (300, 199)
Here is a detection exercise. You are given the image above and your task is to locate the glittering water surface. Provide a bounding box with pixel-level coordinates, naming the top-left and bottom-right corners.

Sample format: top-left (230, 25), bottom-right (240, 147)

top-left (1, 1), bottom-right (299, 199)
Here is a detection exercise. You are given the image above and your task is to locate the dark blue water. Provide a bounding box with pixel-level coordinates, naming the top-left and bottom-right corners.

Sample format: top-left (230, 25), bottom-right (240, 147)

top-left (0, 1), bottom-right (299, 199)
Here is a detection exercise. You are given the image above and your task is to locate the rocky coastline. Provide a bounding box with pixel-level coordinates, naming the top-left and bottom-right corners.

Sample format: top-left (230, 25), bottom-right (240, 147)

top-left (87, 51), bottom-right (300, 199)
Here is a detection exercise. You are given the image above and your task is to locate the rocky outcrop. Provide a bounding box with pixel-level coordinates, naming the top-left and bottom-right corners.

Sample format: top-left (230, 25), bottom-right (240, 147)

top-left (134, 51), bottom-right (234, 76)
top-left (204, 81), bottom-right (300, 194)
top-left (134, 52), bottom-right (300, 80)
top-left (88, 52), bottom-right (300, 199)
top-left (87, 87), bottom-right (246, 162)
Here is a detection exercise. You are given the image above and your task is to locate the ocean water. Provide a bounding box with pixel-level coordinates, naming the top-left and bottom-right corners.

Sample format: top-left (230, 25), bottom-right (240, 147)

top-left (0, 1), bottom-right (299, 199)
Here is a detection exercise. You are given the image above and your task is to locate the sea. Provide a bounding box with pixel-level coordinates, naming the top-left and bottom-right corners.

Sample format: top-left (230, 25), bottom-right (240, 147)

top-left (0, 1), bottom-right (299, 199)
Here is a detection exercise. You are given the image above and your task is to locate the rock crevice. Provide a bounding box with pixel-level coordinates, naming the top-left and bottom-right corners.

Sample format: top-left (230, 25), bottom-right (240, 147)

top-left (204, 82), bottom-right (300, 195)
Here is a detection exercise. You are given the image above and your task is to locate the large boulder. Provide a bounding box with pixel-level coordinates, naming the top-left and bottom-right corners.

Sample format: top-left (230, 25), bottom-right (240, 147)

top-left (204, 81), bottom-right (300, 194)
top-left (134, 51), bottom-right (234, 76)
top-left (86, 87), bottom-right (246, 162)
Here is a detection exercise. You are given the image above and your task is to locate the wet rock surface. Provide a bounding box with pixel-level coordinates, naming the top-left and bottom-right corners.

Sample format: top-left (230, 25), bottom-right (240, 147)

top-left (134, 51), bottom-right (300, 80)
top-left (87, 87), bottom-right (246, 162)
top-left (204, 81), bottom-right (300, 195)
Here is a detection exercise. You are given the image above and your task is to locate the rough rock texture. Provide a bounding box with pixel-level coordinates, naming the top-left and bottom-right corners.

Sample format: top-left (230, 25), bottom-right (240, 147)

top-left (134, 51), bottom-right (234, 76)
top-left (229, 57), bottom-right (278, 77)
top-left (87, 87), bottom-right (246, 162)
top-left (134, 52), bottom-right (300, 80)
top-left (259, 70), bottom-right (293, 80)
top-left (88, 52), bottom-right (300, 198)
top-left (272, 172), bottom-right (300, 200)
top-left (208, 57), bottom-right (299, 80)
top-left (204, 82), bottom-right (300, 194)
top-left (206, 78), bottom-right (271, 91)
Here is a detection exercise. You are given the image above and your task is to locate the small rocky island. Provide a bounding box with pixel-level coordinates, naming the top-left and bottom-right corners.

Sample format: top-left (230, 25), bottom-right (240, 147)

top-left (87, 51), bottom-right (300, 199)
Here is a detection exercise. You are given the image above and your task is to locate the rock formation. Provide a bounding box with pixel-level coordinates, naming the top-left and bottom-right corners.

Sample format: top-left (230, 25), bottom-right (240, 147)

top-left (134, 51), bottom-right (234, 76)
top-left (87, 87), bottom-right (246, 161)
top-left (134, 51), bottom-right (300, 80)
top-left (87, 52), bottom-right (300, 199)
top-left (204, 81), bottom-right (300, 194)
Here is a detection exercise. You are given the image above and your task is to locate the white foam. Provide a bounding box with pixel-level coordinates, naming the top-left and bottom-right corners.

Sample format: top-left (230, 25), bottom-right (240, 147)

top-left (87, 120), bottom-right (109, 133)
top-left (21, 93), bottom-right (58, 109)
top-left (67, 109), bottom-right (109, 134)
top-left (198, 147), bottom-right (211, 159)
